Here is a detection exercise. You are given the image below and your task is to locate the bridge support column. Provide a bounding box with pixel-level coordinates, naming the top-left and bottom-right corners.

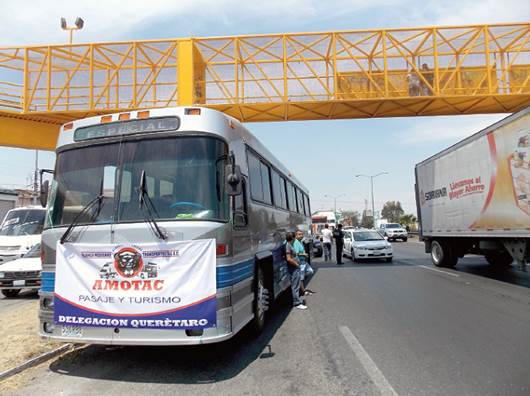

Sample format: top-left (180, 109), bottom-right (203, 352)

top-left (177, 40), bottom-right (205, 106)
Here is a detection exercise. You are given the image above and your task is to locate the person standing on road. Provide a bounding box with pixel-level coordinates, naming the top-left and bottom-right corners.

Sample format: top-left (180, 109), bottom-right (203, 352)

top-left (321, 224), bottom-right (333, 261)
top-left (285, 232), bottom-right (307, 310)
top-left (333, 224), bottom-right (345, 265)
top-left (294, 230), bottom-right (314, 296)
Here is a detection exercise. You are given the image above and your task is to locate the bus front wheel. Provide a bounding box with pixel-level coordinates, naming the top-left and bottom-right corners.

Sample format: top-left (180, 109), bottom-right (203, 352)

top-left (250, 265), bottom-right (270, 335)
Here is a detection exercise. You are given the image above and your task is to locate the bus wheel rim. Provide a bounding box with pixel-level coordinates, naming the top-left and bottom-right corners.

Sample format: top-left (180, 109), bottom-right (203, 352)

top-left (257, 274), bottom-right (268, 321)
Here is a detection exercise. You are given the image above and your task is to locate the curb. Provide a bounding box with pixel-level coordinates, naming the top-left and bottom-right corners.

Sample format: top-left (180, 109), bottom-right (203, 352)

top-left (0, 344), bottom-right (73, 382)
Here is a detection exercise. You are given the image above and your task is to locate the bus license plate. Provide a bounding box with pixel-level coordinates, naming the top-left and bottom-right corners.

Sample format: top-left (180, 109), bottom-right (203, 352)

top-left (61, 325), bottom-right (83, 338)
top-left (13, 280), bottom-right (25, 286)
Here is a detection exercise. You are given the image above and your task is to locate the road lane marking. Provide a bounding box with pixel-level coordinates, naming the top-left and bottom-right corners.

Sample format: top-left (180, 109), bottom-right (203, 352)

top-left (339, 326), bottom-right (398, 396)
top-left (418, 265), bottom-right (459, 277)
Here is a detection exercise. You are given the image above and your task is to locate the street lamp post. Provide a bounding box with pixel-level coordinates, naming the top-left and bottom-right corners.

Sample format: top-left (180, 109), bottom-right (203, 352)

top-left (355, 172), bottom-right (388, 228)
top-left (324, 193), bottom-right (346, 220)
top-left (61, 17), bottom-right (84, 44)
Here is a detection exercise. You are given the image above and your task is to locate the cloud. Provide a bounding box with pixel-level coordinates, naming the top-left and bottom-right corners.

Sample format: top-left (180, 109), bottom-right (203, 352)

top-left (0, 0), bottom-right (527, 46)
top-left (422, 0), bottom-right (530, 26)
top-left (397, 114), bottom-right (509, 145)
top-left (0, 0), bottom-right (320, 45)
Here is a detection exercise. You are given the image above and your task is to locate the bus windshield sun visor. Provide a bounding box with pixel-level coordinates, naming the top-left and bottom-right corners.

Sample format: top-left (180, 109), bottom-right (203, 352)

top-left (139, 170), bottom-right (167, 240)
top-left (73, 117), bottom-right (180, 142)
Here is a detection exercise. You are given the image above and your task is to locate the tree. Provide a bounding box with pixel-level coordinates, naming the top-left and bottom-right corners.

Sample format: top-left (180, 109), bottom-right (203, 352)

top-left (381, 201), bottom-right (404, 223)
top-left (361, 211), bottom-right (374, 228)
top-left (341, 210), bottom-right (360, 227)
top-left (399, 214), bottom-right (418, 230)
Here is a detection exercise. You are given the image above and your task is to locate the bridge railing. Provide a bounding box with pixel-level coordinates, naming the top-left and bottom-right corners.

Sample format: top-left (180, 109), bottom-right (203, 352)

top-left (0, 23), bottom-right (528, 120)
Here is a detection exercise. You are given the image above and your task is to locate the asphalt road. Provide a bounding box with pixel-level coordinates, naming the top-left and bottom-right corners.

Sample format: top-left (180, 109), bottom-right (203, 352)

top-left (3, 241), bottom-right (530, 395)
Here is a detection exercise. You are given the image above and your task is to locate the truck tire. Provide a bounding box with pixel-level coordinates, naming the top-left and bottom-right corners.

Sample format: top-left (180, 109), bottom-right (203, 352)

top-left (1, 289), bottom-right (20, 298)
top-left (431, 240), bottom-right (458, 268)
top-left (250, 265), bottom-right (270, 335)
top-left (485, 251), bottom-right (513, 268)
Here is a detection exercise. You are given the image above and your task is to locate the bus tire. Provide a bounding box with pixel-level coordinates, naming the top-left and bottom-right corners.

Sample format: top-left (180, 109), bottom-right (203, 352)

top-left (250, 264), bottom-right (270, 335)
top-left (2, 289), bottom-right (20, 298)
top-left (431, 240), bottom-right (457, 268)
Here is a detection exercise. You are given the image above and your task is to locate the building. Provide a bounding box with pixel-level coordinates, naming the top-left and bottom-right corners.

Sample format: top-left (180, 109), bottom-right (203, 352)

top-left (0, 189), bottom-right (39, 222)
top-left (0, 189), bottom-right (18, 221)
top-left (311, 210), bottom-right (337, 234)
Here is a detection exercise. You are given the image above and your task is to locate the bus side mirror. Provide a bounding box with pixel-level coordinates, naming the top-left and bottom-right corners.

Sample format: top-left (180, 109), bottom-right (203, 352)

top-left (39, 169), bottom-right (54, 208)
top-left (225, 164), bottom-right (242, 196)
top-left (40, 180), bottom-right (49, 208)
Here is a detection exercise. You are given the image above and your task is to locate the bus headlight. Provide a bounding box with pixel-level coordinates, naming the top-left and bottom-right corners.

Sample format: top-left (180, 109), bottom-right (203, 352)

top-left (42, 297), bottom-right (54, 309)
top-left (43, 322), bottom-right (55, 334)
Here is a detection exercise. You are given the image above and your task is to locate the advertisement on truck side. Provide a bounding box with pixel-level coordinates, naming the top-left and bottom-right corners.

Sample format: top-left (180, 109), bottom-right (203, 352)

top-left (54, 239), bottom-right (217, 330)
top-left (417, 112), bottom-right (530, 234)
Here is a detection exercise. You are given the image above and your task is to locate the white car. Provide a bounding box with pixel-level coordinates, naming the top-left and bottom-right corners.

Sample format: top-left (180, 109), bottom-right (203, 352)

top-left (379, 223), bottom-right (408, 242)
top-left (0, 206), bottom-right (45, 263)
top-left (343, 229), bottom-right (393, 262)
top-left (0, 243), bottom-right (41, 297)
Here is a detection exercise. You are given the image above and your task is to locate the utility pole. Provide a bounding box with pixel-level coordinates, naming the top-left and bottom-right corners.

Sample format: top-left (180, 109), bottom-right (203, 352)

top-left (324, 193), bottom-right (346, 220)
top-left (33, 150), bottom-right (39, 205)
top-left (355, 172), bottom-right (388, 228)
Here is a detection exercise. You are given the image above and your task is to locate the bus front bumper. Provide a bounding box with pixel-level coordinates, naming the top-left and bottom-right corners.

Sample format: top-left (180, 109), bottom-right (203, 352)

top-left (38, 278), bottom-right (255, 346)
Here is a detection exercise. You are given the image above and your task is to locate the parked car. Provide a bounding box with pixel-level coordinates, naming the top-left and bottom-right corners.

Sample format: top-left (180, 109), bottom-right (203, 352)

top-left (379, 223), bottom-right (408, 242)
top-left (0, 243), bottom-right (41, 297)
top-left (343, 229), bottom-right (393, 262)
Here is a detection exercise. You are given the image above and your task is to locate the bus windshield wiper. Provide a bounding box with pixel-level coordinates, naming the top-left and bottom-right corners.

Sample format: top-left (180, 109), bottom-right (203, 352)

top-left (60, 194), bottom-right (104, 244)
top-left (138, 170), bottom-right (167, 240)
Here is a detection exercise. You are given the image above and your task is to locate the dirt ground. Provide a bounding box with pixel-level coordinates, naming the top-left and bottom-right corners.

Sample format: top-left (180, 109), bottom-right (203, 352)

top-left (0, 300), bottom-right (59, 373)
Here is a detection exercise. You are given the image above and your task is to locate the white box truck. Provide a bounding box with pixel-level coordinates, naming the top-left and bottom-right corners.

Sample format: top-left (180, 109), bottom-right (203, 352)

top-left (415, 106), bottom-right (530, 271)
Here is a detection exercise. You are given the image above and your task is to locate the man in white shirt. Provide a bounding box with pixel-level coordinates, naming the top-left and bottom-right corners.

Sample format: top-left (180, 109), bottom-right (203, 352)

top-left (321, 224), bottom-right (333, 262)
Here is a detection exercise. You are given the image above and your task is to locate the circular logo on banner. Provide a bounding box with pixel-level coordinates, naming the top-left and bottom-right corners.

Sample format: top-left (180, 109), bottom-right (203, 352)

top-left (113, 247), bottom-right (144, 278)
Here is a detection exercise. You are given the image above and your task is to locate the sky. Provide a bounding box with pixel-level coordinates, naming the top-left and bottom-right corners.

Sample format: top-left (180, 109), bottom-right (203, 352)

top-left (0, 0), bottom-right (528, 215)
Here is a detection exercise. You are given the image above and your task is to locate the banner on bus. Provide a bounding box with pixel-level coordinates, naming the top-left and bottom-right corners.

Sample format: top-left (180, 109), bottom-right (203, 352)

top-left (54, 239), bottom-right (217, 330)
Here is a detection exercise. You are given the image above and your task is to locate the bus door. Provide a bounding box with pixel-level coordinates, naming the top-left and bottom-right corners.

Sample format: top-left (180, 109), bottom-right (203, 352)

top-left (232, 177), bottom-right (251, 259)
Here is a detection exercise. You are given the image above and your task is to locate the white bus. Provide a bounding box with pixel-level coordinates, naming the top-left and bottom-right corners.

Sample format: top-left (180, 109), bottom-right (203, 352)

top-left (39, 107), bottom-right (311, 345)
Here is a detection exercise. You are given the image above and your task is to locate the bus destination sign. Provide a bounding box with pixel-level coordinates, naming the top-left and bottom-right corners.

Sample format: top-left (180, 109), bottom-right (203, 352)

top-left (74, 117), bottom-right (180, 141)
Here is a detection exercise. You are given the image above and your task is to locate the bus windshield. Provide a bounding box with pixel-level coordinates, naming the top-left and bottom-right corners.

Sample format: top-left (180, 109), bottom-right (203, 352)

top-left (0, 209), bottom-right (45, 236)
top-left (47, 136), bottom-right (229, 227)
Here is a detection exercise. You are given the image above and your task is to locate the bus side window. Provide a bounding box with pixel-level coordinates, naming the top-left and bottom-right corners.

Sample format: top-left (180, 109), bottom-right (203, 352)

top-left (304, 194), bottom-right (310, 216)
top-left (286, 182), bottom-right (296, 212)
top-left (296, 187), bottom-right (304, 214)
top-left (234, 177), bottom-right (248, 227)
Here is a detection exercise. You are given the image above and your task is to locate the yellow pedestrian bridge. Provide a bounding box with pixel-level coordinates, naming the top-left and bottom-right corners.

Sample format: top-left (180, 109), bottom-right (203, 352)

top-left (0, 23), bottom-right (529, 150)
